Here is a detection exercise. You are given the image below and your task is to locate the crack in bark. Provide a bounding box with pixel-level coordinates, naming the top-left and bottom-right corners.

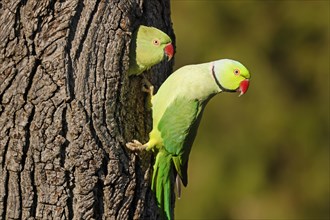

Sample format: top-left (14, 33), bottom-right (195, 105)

top-left (1, 170), bottom-right (8, 220)
top-left (30, 162), bottom-right (37, 218)
top-left (66, 51), bottom-right (76, 101)
top-left (59, 104), bottom-right (68, 168)
top-left (94, 171), bottom-right (105, 219)
top-left (66, 0), bottom-right (85, 101)
top-left (21, 105), bottom-right (35, 171)
top-left (0, 129), bottom-right (10, 169)
top-left (13, 1), bottom-right (23, 39)
top-left (23, 59), bottom-right (41, 102)
top-left (18, 171), bottom-right (23, 220)
top-left (65, 168), bottom-right (74, 220)
top-left (74, 0), bottom-right (101, 62)
top-left (48, 0), bottom-right (56, 18)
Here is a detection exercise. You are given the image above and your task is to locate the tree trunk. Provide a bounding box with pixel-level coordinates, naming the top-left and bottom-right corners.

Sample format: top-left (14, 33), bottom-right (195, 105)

top-left (0, 0), bottom-right (174, 219)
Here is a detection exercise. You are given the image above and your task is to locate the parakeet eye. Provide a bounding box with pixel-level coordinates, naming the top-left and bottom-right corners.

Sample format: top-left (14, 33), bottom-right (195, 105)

top-left (234, 69), bottom-right (240, 76)
top-left (153, 39), bottom-right (160, 46)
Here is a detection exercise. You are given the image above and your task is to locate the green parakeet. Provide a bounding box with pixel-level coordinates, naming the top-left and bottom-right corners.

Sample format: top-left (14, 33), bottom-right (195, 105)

top-left (128, 25), bottom-right (174, 75)
top-left (127, 59), bottom-right (251, 219)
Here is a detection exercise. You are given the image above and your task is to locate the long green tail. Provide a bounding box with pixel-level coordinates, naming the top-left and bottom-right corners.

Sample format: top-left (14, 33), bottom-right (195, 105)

top-left (151, 150), bottom-right (174, 220)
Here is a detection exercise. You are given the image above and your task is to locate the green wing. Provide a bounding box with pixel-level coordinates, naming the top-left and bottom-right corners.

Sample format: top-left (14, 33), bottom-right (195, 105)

top-left (157, 96), bottom-right (204, 186)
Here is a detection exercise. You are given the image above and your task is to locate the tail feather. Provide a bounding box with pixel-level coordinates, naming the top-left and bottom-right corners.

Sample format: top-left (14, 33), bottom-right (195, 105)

top-left (152, 150), bottom-right (174, 220)
top-left (175, 175), bottom-right (182, 199)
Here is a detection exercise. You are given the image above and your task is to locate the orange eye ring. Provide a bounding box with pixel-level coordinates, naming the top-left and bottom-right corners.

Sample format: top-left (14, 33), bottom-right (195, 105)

top-left (153, 39), bottom-right (160, 46)
top-left (234, 69), bottom-right (240, 76)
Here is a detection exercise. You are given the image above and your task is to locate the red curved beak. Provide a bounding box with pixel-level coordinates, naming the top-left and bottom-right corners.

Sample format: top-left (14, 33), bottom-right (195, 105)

top-left (238, 79), bottom-right (250, 97)
top-left (164, 43), bottom-right (174, 61)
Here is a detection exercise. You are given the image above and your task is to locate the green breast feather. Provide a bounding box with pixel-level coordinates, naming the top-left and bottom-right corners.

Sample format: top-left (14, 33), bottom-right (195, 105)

top-left (157, 96), bottom-right (205, 186)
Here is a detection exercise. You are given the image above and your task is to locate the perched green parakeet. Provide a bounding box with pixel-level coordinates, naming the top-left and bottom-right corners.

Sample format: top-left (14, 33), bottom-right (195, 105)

top-left (128, 25), bottom-right (174, 75)
top-left (127, 59), bottom-right (251, 220)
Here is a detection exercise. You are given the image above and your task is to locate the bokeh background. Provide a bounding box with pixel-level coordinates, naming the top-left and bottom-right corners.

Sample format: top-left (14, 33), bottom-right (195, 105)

top-left (170, 1), bottom-right (329, 219)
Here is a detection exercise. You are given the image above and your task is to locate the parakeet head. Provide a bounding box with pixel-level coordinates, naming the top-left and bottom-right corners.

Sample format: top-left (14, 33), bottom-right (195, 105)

top-left (212, 59), bottom-right (251, 96)
top-left (135, 25), bottom-right (173, 61)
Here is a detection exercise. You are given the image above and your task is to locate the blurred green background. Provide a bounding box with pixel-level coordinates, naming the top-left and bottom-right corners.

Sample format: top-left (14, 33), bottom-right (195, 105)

top-left (170, 1), bottom-right (329, 219)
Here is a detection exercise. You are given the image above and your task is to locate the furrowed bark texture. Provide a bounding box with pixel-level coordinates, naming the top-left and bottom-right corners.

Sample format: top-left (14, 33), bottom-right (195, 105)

top-left (0, 0), bottom-right (174, 219)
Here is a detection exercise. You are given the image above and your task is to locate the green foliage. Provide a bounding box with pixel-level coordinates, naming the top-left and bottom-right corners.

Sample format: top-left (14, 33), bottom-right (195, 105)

top-left (171, 1), bottom-right (329, 219)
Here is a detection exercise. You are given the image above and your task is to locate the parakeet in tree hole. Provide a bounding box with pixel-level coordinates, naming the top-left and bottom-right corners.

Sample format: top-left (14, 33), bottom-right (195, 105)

top-left (128, 25), bottom-right (174, 75)
top-left (127, 59), bottom-right (251, 220)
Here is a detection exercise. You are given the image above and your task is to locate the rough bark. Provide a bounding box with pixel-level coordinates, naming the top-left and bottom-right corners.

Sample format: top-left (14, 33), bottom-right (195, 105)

top-left (0, 0), bottom-right (174, 219)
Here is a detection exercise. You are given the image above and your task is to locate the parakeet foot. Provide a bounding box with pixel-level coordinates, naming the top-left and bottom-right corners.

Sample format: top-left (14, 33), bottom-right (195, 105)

top-left (142, 77), bottom-right (154, 97)
top-left (141, 76), bottom-right (154, 110)
top-left (126, 139), bottom-right (148, 151)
